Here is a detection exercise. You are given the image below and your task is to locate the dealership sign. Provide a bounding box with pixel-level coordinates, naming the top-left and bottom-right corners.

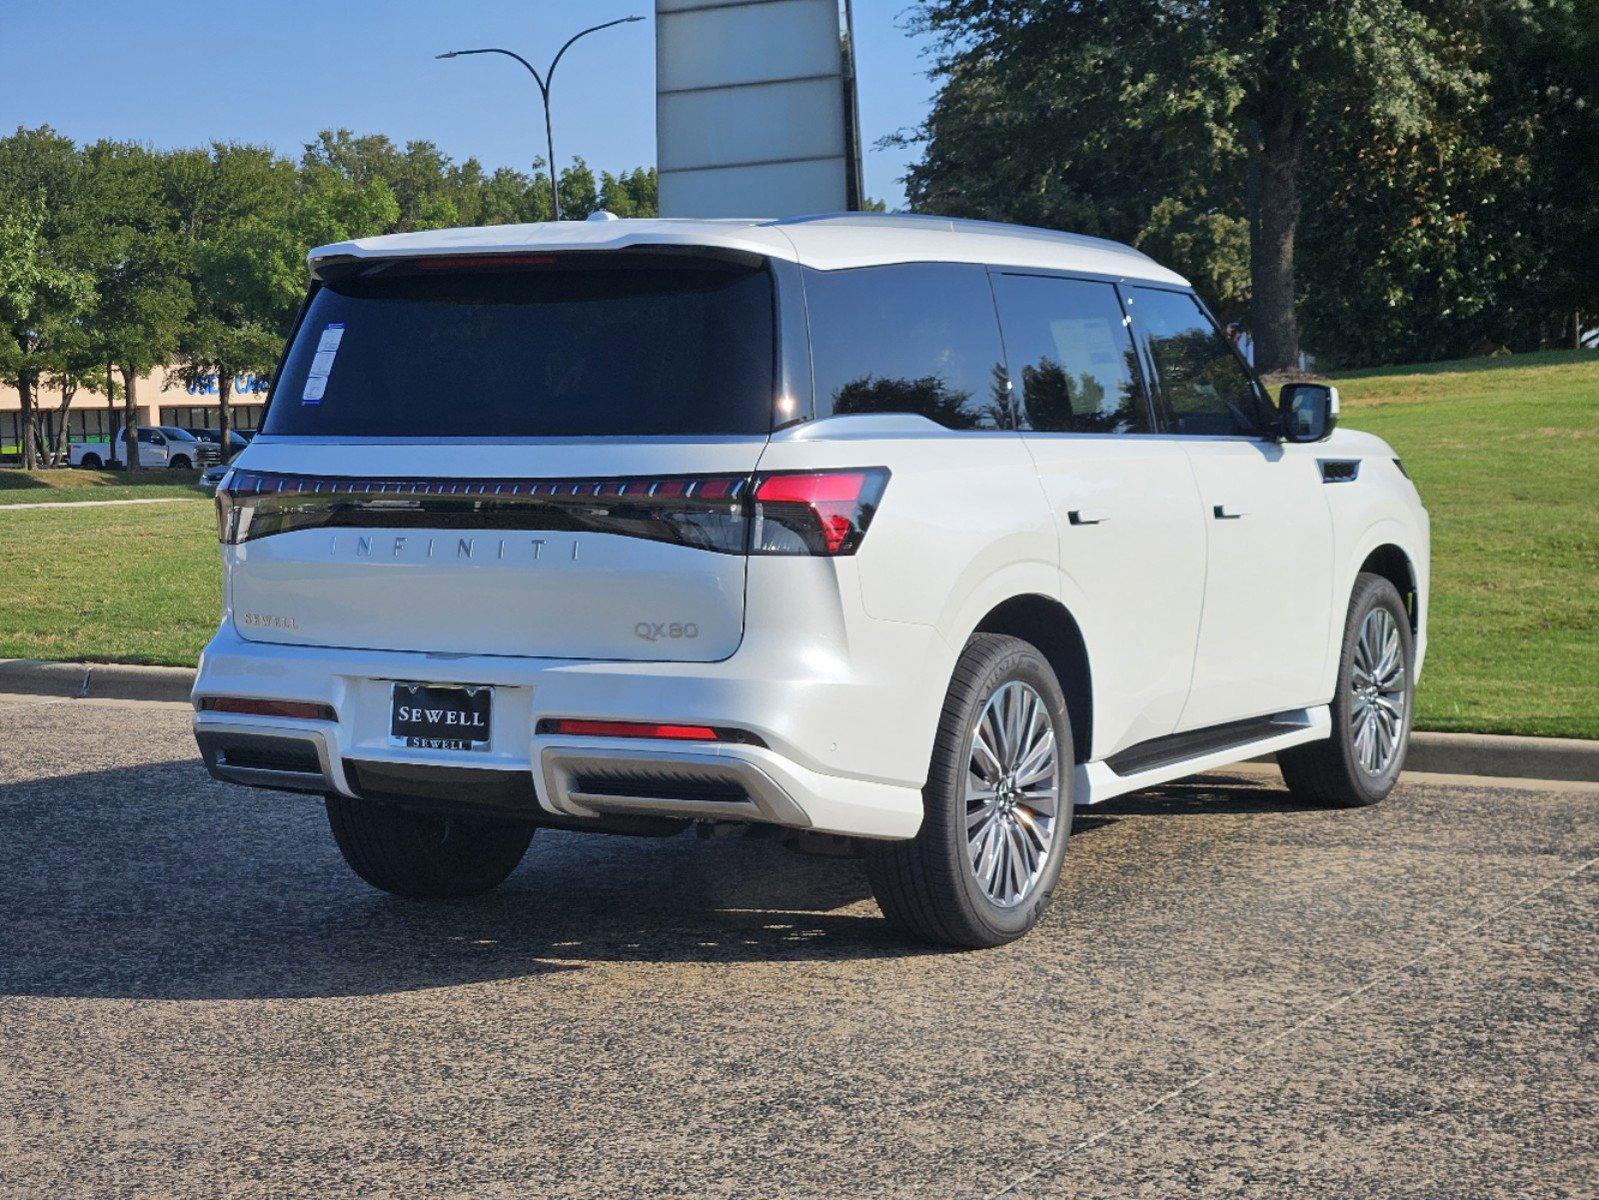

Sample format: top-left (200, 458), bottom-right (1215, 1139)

top-left (655, 0), bottom-right (864, 218)
top-left (186, 373), bottom-right (271, 397)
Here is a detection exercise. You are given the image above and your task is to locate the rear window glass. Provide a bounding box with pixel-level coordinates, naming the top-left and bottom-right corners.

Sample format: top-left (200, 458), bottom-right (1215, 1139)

top-left (263, 257), bottom-right (775, 438)
top-left (803, 263), bottom-right (1010, 430)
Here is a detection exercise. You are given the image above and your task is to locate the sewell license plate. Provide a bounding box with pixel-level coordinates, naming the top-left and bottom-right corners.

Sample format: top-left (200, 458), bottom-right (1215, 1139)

top-left (389, 683), bottom-right (492, 752)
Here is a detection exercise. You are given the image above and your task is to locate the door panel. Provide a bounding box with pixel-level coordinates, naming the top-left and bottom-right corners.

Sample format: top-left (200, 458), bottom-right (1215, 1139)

top-left (1176, 440), bottom-right (1335, 727)
top-left (1028, 437), bottom-right (1208, 754)
top-left (990, 271), bottom-right (1207, 757)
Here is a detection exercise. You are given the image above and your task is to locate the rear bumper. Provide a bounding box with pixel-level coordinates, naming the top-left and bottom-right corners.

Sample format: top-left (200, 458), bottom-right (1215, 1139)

top-left (191, 622), bottom-right (935, 839)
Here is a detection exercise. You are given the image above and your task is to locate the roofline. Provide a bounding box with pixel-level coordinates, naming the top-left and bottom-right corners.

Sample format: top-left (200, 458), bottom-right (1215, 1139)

top-left (306, 213), bottom-right (1190, 288)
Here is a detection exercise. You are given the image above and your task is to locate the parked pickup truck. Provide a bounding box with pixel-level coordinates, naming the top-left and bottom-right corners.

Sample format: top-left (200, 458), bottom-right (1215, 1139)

top-left (69, 426), bottom-right (219, 470)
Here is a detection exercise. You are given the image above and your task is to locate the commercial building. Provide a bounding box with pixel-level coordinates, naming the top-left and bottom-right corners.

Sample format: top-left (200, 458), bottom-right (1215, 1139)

top-left (0, 371), bottom-right (270, 460)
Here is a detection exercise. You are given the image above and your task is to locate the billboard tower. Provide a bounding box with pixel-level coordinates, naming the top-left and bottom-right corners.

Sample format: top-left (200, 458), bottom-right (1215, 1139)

top-left (656, 0), bottom-right (865, 218)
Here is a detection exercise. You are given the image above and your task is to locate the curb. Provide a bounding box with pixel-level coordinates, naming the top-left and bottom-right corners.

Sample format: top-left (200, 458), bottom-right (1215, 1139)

top-left (1246, 730), bottom-right (1599, 785)
top-left (1401, 731), bottom-right (1599, 785)
top-left (0, 659), bottom-right (194, 704)
top-left (3, 658), bottom-right (1596, 784)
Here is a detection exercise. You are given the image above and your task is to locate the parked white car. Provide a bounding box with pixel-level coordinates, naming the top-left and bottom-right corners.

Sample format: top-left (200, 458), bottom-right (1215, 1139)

top-left (193, 214), bottom-right (1429, 947)
top-left (69, 425), bottom-right (216, 470)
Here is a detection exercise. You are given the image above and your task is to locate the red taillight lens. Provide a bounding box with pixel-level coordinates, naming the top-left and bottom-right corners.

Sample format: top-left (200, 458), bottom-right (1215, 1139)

top-left (752, 468), bottom-right (889, 556)
top-left (544, 719), bottom-right (720, 741)
top-left (201, 697), bottom-right (336, 721)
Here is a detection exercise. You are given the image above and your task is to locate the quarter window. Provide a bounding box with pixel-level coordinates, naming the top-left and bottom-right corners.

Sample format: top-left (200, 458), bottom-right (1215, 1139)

top-left (1128, 287), bottom-right (1267, 436)
top-left (991, 274), bottom-right (1148, 433)
top-left (804, 263), bottom-right (1011, 430)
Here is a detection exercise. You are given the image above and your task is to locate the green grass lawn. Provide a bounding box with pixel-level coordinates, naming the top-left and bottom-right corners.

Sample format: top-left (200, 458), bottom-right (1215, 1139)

top-left (1, 350), bottom-right (1595, 737)
top-left (0, 501), bottom-right (220, 666)
top-left (1335, 349), bottom-right (1598, 739)
top-left (0, 466), bottom-right (207, 506)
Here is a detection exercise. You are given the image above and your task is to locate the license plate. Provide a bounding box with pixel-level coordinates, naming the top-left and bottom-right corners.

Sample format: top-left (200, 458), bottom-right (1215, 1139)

top-left (389, 683), bottom-right (492, 752)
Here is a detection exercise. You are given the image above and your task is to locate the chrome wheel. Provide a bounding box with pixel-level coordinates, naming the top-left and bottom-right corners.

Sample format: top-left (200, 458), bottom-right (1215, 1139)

top-left (965, 680), bottom-right (1061, 908)
top-left (1349, 607), bottom-right (1407, 775)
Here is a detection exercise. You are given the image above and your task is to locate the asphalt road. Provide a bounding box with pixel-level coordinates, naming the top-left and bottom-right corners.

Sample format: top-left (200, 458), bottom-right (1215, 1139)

top-left (2, 693), bottom-right (1595, 1199)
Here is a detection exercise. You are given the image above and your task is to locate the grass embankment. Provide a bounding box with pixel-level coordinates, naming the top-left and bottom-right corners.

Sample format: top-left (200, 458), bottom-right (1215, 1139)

top-left (0, 467), bottom-right (206, 506)
top-left (1336, 349), bottom-right (1598, 739)
top-left (0, 350), bottom-right (1594, 735)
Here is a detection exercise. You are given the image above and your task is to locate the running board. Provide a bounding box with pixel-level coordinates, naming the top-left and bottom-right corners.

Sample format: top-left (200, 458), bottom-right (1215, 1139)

top-left (1074, 706), bottom-right (1330, 806)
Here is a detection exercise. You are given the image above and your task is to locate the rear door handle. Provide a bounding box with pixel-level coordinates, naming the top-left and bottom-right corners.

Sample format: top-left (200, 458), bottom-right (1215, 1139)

top-left (1212, 503), bottom-right (1250, 520)
top-left (1068, 508), bottom-right (1109, 526)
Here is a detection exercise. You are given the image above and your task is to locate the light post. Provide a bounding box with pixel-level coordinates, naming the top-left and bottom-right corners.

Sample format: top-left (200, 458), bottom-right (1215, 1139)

top-left (437, 15), bottom-right (645, 221)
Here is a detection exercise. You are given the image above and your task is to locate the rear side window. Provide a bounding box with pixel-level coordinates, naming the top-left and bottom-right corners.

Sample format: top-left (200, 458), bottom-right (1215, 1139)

top-left (1126, 287), bottom-right (1267, 436)
top-left (991, 274), bottom-right (1149, 433)
top-left (263, 257), bottom-right (775, 438)
top-left (804, 263), bottom-right (1010, 430)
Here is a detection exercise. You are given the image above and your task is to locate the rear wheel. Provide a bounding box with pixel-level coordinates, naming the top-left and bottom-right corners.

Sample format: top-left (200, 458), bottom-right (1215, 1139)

top-left (1278, 572), bottom-right (1414, 807)
top-left (865, 634), bottom-right (1073, 948)
top-left (325, 796), bottom-right (535, 899)
top-left (79, 453), bottom-right (102, 469)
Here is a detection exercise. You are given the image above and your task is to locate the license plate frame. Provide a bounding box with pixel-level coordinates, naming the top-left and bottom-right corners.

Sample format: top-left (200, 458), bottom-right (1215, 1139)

top-left (389, 683), bottom-right (492, 752)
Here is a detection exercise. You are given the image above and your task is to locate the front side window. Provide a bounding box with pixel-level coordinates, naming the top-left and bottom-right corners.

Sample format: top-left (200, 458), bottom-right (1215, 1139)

top-left (1128, 287), bottom-right (1267, 436)
top-left (804, 263), bottom-right (1011, 430)
top-left (263, 255), bottom-right (775, 438)
top-left (991, 273), bottom-right (1148, 433)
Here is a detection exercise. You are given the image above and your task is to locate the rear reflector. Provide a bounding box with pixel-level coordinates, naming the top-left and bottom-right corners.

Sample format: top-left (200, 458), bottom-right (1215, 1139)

top-left (539, 719), bottom-right (764, 746)
top-left (545, 719), bottom-right (719, 741)
top-left (201, 697), bottom-right (336, 721)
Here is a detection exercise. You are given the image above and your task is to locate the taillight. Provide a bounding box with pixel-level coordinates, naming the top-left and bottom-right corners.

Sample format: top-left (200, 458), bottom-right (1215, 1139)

top-left (216, 470), bottom-right (751, 552)
top-left (751, 468), bottom-right (889, 556)
top-left (216, 467), bottom-right (890, 557)
top-left (200, 697), bottom-right (336, 721)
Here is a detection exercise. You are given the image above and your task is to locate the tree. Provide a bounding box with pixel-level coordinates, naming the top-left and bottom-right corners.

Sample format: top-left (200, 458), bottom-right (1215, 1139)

top-left (0, 128), bottom-right (94, 469)
top-left (169, 145), bottom-right (297, 453)
top-left (77, 140), bottom-right (190, 470)
top-left (903, 1), bottom-right (1477, 370)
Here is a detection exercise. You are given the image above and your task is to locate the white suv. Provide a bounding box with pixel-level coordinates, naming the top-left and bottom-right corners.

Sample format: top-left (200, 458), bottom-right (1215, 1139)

top-left (193, 214), bottom-right (1429, 948)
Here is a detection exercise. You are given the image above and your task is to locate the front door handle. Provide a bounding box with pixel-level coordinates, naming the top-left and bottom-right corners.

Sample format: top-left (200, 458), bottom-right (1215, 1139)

top-left (1212, 503), bottom-right (1250, 520)
top-left (1068, 508), bottom-right (1109, 526)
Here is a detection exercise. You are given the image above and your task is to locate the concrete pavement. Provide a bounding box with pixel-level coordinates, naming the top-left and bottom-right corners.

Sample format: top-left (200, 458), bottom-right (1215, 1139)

top-left (1, 692), bottom-right (1595, 1198)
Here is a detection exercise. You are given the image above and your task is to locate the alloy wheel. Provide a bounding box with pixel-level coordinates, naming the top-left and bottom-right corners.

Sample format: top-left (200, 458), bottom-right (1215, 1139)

top-left (1350, 607), bottom-right (1407, 774)
top-left (965, 680), bottom-right (1061, 907)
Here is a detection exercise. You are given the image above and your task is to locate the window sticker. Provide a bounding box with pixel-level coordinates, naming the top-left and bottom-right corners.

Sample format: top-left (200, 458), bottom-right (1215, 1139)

top-left (301, 323), bottom-right (345, 404)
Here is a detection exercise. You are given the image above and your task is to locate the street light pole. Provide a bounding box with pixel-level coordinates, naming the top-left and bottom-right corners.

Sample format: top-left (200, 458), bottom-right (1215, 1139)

top-left (438, 15), bottom-right (644, 221)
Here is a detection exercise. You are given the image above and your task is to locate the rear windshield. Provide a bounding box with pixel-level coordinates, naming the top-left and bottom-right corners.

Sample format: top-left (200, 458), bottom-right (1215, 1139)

top-left (263, 256), bottom-right (775, 438)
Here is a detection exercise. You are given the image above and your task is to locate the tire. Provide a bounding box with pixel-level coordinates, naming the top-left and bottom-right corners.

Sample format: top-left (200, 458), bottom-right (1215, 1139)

top-left (325, 796), bottom-right (535, 899)
top-left (169, 455), bottom-right (192, 470)
top-left (1278, 572), bottom-right (1414, 807)
top-left (80, 453), bottom-right (102, 469)
top-left (865, 633), bottom-right (1074, 949)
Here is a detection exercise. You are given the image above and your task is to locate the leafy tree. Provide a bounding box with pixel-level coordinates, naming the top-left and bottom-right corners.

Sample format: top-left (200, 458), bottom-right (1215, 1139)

top-left (0, 129), bottom-right (94, 469)
top-left (902, 0), bottom-right (1479, 370)
top-left (76, 140), bottom-right (190, 469)
top-left (169, 145), bottom-right (297, 453)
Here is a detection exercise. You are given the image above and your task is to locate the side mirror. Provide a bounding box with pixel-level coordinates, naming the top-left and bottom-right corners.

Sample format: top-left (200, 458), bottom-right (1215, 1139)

top-left (1278, 383), bottom-right (1339, 443)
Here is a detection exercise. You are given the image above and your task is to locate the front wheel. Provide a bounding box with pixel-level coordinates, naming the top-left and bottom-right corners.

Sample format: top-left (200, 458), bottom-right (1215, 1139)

top-left (1278, 572), bottom-right (1415, 807)
top-left (168, 455), bottom-right (192, 470)
top-left (865, 634), bottom-right (1073, 949)
top-left (325, 796), bottom-right (535, 899)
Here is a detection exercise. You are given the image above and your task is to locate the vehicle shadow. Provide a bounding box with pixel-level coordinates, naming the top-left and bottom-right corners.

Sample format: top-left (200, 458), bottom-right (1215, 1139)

top-left (0, 759), bottom-right (1307, 1002)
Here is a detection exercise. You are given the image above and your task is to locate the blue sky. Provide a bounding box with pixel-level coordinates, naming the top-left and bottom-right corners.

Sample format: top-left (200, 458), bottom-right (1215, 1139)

top-left (0, 0), bottom-right (941, 208)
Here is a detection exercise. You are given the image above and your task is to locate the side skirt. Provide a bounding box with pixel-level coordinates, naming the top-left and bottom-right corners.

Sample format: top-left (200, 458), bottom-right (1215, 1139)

top-left (1074, 706), bottom-right (1330, 806)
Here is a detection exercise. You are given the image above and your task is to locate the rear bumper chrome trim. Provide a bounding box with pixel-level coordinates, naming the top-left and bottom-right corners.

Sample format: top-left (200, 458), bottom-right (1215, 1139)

top-left (537, 741), bottom-right (813, 827)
